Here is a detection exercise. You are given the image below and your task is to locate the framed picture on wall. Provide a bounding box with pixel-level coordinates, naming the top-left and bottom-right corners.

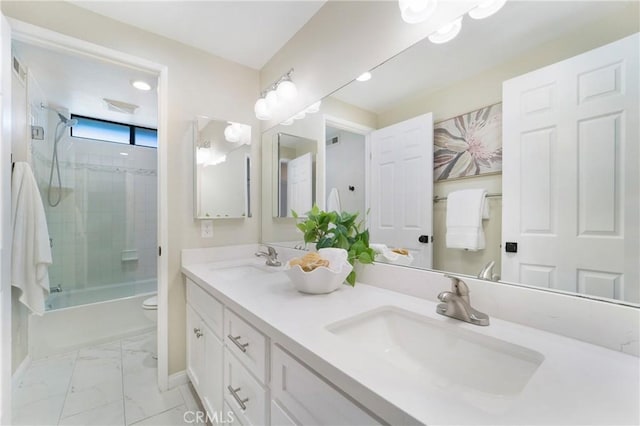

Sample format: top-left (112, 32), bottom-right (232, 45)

top-left (433, 102), bottom-right (502, 181)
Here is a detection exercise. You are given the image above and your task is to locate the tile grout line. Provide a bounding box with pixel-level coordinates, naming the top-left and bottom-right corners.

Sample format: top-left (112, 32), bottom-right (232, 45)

top-left (56, 350), bottom-right (80, 425)
top-left (128, 404), bottom-right (185, 426)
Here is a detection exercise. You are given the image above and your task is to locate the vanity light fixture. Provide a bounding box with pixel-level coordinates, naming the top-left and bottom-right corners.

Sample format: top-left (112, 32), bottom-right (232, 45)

top-left (428, 16), bottom-right (463, 44)
top-left (356, 72), bottom-right (372, 82)
top-left (254, 68), bottom-right (297, 120)
top-left (224, 122), bottom-right (251, 145)
top-left (280, 117), bottom-right (295, 126)
top-left (293, 111), bottom-right (306, 120)
top-left (131, 80), bottom-right (152, 91)
top-left (468, 0), bottom-right (507, 19)
top-left (398, 0), bottom-right (438, 24)
top-left (224, 123), bottom-right (240, 143)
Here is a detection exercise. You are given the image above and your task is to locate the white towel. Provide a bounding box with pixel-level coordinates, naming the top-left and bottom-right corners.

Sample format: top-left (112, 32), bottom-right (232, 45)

top-left (446, 189), bottom-right (488, 251)
top-left (11, 162), bottom-right (52, 315)
top-left (327, 187), bottom-right (341, 212)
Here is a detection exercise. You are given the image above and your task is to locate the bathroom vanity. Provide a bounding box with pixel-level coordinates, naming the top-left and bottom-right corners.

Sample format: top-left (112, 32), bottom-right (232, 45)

top-left (181, 246), bottom-right (639, 425)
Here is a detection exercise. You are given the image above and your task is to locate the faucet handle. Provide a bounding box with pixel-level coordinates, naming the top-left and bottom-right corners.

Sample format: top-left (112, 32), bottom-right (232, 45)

top-left (444, 274), bottom-right (469, 296)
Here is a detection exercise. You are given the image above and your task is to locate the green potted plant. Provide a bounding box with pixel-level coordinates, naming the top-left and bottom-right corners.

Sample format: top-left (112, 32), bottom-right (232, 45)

top-left (292, 205), bottom-right (375, 286)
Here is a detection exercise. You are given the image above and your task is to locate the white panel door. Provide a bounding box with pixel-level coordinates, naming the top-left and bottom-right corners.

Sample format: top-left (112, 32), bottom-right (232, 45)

top-left (502, 34), bottom-right (639, 302)
top-left (370, 113), bottom-right (433, 268)
top-left (286, 152), bottom-right (312, 217)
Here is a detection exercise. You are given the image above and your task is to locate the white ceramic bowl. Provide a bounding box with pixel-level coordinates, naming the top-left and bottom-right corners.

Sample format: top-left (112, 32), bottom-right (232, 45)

top-left (284, 248), bottom-right (353, 294)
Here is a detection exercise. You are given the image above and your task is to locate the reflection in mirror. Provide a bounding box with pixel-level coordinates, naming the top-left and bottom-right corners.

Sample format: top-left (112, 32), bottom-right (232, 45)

top-left (275, 133), bottom-right (317, 217)
top-left (261, 1), bottom-right (639, 305)
top-left (193, 116), bottom-right (251, 219)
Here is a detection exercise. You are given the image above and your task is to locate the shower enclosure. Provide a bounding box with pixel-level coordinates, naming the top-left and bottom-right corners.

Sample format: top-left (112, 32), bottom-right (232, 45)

top-left (31, 107), bottom-right (157, 311)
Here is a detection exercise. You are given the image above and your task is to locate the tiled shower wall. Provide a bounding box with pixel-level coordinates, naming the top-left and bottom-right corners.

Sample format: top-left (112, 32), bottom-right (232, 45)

top-left (31, 115), bottom-right (157, 296)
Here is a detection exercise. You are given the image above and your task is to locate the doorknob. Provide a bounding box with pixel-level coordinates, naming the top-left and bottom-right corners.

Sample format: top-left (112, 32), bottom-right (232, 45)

top-left (418, 235), bottom-right (430, 244)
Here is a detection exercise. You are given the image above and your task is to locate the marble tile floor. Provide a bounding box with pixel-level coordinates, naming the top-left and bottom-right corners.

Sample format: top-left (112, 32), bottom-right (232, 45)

top-left (13, 331), bottom-right (203, 426)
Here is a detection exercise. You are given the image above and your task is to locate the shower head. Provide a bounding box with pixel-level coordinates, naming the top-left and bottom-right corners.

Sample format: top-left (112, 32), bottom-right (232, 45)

top-left (57, 113), bottom-right (78, 127)
top-left (41, 103), bottom-right (77, 127)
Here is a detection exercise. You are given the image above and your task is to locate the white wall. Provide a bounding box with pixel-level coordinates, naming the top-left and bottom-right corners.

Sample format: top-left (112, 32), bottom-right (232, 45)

top-left (1, 1), bottom-right (260, 375)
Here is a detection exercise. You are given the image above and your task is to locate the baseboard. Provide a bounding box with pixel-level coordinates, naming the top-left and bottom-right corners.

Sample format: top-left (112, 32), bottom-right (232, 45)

top-left (11, 354), bottom-right (31, 387)
top-left (168, 370), bottom-right (188, 389)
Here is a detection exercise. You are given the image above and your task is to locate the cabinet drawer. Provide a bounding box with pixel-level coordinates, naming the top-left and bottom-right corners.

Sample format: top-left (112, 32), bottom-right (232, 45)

top-left (271, 400), bottom-right (297, 426)
top-left (224, 308), bottom-right (267, 382)
top-left (272, 345), bottom-right (380, 425)
top-left (224, 349), bottom-right (267, 426)
top-left (187, 279), bottom-right (223, 338)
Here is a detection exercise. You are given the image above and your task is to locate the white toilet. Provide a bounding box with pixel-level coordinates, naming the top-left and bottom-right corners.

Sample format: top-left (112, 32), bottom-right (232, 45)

top-left (142, 295), bottom-right (157, 323)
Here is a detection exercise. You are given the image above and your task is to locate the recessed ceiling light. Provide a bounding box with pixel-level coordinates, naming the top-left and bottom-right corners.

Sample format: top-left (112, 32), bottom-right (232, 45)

top-left (131, 80), bottom-right (152, 91)
top-left (356, 72), bottom-right (372, 82)
top-left (120, 152), bottom-right (129, 156)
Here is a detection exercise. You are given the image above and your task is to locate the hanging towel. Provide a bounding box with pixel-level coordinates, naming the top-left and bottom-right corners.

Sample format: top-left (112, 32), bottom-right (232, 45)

top-left (446, 189), bottom-right (488, 251)
top-left (11, 162), bottom-right (52, 315)
top-left (327, 187), bottom-right (341, 212)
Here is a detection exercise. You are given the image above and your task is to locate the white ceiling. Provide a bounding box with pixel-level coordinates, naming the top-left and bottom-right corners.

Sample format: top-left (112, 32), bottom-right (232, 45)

top-left (13, 40), bottom-right (158, 127)
top-left (331, 1), bottom-right (629, 114)
top-left (71, 0), bottom-right (326, 70)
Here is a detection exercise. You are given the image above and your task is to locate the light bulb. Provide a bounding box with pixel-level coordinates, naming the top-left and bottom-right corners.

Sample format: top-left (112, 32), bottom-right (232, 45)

top-left (428, 16), bottom-right (463, 44)
top-left (398, 0), bottom-right (438, 24)
top-left (265, 89), bottom-right (279, 110)
top-left (276, 79), bottom-right (298, 101)
top-left (224, 123), bottom-right (240, 143)
top-left (304, 100), bottom-right (322, 114)
top-left (293, 111), bottom-right (306, 120)
top-left (468, 0), bottom-right (507, 19)
top-left (254, 98), bottom-right (271, 120)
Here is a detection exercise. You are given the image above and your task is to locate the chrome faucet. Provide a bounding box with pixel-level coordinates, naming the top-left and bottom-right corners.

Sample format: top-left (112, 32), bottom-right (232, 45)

top-left (255, 245), bottom-right (282, 267)
top-left (436, 275), bottom-right (489, 326)
top-left (477, 260), bottom-right (499, 281)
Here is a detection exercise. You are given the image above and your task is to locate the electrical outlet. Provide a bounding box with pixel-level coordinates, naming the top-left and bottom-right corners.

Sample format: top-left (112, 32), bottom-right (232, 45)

top-left (201, 220), bottom-right (214, 238)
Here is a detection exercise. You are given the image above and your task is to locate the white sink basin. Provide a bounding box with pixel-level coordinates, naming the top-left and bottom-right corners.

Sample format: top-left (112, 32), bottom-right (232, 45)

top-left (327, 306), bottom-right (544, 396)
top-left (209, 264), bottom-right (279, 280)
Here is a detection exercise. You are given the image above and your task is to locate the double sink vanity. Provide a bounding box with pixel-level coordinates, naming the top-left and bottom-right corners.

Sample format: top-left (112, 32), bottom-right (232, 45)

top-left (181, 245), bottom-right (639, 425)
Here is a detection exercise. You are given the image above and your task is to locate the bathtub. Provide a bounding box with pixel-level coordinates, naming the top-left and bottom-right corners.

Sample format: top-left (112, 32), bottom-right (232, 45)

top-left (29, 280), bottom-right (157, 359)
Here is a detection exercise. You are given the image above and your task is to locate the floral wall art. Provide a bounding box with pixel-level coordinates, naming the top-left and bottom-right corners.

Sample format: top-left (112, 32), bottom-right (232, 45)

top-left (433, 103), bottom-right (502, 181)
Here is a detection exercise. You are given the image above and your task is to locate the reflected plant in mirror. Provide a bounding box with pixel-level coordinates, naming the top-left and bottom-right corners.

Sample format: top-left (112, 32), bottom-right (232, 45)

top-left (261, 0), bottom-right (639, 306)
top-left (293, 206), bottom-right (374, 285)
top-left (193, 116), bottom-right (252, 219)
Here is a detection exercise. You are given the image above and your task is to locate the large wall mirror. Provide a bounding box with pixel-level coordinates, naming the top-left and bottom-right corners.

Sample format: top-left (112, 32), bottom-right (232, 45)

top-left (261, 1), bottom-right (639, 306)
top-left (194, 116), bottom-right (252, 219)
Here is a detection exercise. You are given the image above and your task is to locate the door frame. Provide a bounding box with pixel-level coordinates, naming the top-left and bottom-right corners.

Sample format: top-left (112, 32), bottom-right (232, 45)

top-left (323, 115), bottom-right (373, 224)
top-left (5, 18), bottom-right (170, 396)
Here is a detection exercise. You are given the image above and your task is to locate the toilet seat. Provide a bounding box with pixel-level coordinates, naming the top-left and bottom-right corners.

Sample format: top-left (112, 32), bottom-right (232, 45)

top-left (142, 295), bottom-right (157, 310)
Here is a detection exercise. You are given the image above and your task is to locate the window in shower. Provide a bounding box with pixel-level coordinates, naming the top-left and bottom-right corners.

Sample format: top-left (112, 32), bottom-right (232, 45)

top-left (71, 115), bottom-right (158, 148)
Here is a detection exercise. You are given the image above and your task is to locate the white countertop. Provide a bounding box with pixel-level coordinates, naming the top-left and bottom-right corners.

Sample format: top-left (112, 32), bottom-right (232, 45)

top-left (182, 257), bottom-right (640, 425)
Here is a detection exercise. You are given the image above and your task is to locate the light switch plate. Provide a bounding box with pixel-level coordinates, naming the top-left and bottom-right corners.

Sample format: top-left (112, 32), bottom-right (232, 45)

top-left (201, 220), bottom-right (214, 238)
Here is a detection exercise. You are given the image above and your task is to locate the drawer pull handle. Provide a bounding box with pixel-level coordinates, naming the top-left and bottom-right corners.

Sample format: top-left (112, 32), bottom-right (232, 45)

top-left (227, 385), bottom-right (249, 410)
top-left (228, 334), bottom-right (249, 353)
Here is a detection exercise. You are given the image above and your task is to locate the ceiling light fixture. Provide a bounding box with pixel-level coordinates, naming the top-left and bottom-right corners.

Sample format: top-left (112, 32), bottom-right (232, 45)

top-left (356, 72), bottom-right (372, 82)
top-left (398, 0), bottom-right (438, 24)
top-left (468, 0), bottom-right (507, 19)
top-left (131, 80), bottom-right (152, 91)
top-left (428, 16), bottom-right (463, 44)
top-left (304, 100), bottom-right (322, 114)
top-left (254, 68), bottom-right (297, 121)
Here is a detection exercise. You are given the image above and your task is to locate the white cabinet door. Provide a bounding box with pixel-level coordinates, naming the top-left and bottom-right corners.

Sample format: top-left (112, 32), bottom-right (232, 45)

top-left (186, 305), bottom-right (204, 392)
top-left (201, 324), bottom-right (223, 419)
top-left (286, 152), bottom-right (313, 217)
top-left (271, 345), bottom-right (380, 425)
top-left (370, 113), bottom-right (434, 269)
top-left (502, 34), bottom-right (639, 302)
top-left (224, 349), bottom-right (267, 426)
